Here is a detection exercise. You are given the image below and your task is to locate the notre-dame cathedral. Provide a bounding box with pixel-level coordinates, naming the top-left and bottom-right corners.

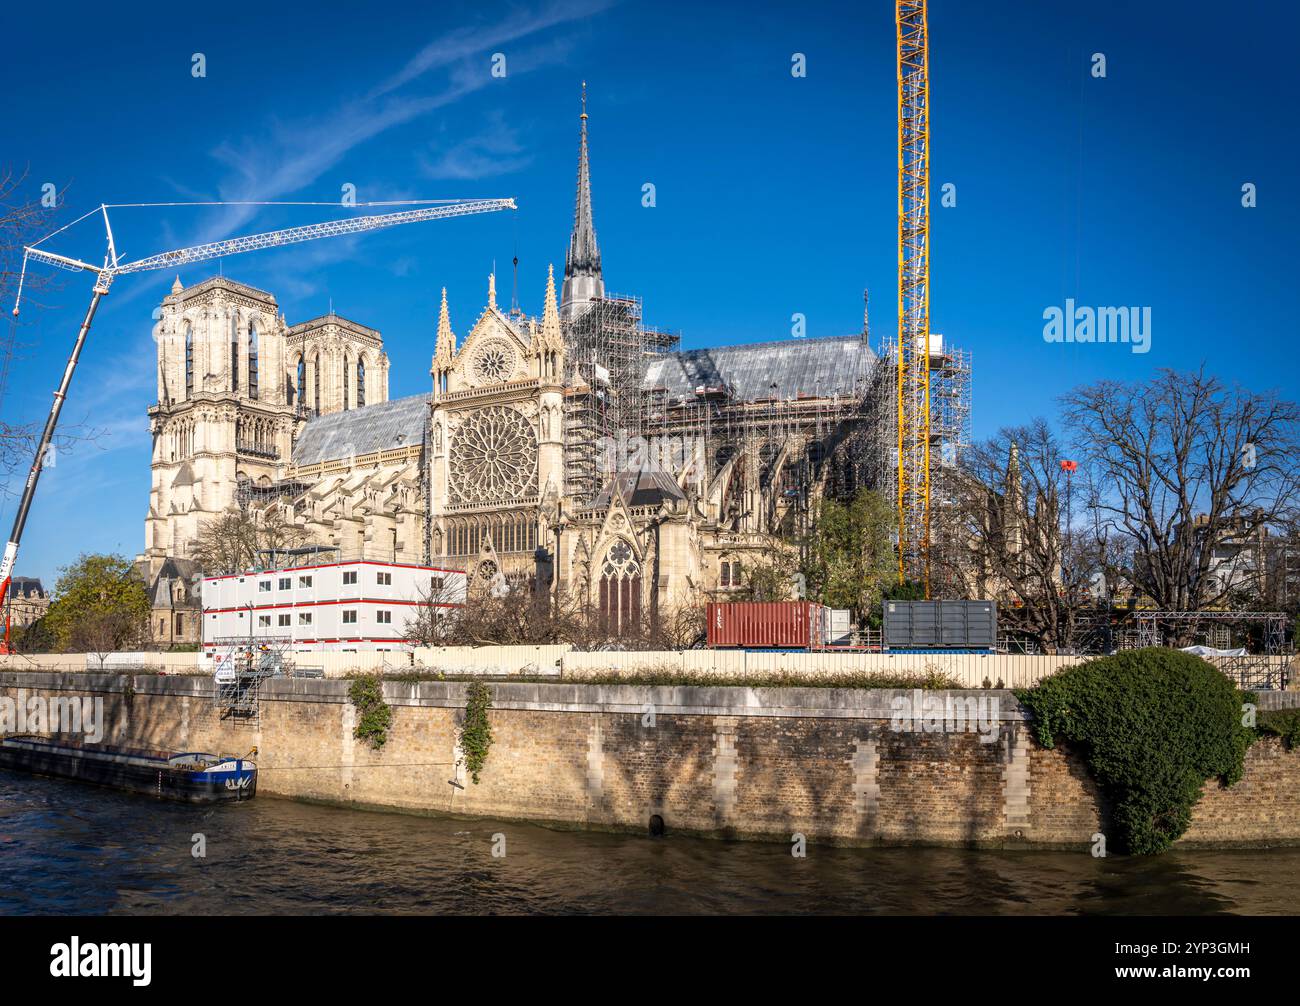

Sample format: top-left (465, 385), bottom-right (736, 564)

top-left (142, 94), bottom-right (883, 631)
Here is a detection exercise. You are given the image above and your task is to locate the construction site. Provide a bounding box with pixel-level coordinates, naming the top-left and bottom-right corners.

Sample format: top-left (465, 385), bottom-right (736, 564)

top-left (550, 0), bottom-right (972, 604)
top-left (2, 1), bottom-right (1290, 669)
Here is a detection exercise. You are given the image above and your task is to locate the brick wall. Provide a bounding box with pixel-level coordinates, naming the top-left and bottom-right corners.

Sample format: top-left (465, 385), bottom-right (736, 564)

top-left (2, 672), bottom-right (1298, 850)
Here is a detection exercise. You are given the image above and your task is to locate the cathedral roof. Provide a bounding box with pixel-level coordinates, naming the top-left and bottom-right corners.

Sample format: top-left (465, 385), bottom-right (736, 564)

top-left (291, 393), bottom-right (430, 467)
top-left (641, 334), bottom-right (876, 402)
top-left (591, 467), bottom-right (685, 510)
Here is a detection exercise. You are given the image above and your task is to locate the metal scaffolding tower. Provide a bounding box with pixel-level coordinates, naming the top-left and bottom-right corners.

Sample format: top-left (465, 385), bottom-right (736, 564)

top-left (562, 293), bottom-right (679, 506)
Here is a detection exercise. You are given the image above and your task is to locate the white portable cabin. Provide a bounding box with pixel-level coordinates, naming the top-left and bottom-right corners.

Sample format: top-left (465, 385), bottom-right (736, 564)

top-left (201, 559), bottom-right (466, 655)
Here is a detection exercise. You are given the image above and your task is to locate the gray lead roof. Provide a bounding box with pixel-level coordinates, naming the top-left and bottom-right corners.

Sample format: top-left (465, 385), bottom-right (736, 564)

top-left (641, 335), bottom-right (877, 402)
top-left (290, 336), bottom-right (875, 467)
top-left (291, 393), bottom-right (430, 467)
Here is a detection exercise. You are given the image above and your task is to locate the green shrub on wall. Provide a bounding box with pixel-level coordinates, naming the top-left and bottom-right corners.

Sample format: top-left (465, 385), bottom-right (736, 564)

top-left (1015, 648), bottom-right (1256, 855)
top-left (348, 674), bottom-right (393, 750)
top-left (1258, 708), bottom-right (1300, 750)
top-left (460, 681), bottom-right (493, 784)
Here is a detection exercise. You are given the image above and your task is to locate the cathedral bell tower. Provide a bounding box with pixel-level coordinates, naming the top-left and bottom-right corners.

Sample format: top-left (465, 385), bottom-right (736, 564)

top-left (144, 276), bottom-right (295, 568)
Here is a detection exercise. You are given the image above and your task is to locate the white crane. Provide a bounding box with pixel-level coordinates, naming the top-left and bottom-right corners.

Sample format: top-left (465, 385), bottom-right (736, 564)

top-left (0, 197), bottom-right (515, 651)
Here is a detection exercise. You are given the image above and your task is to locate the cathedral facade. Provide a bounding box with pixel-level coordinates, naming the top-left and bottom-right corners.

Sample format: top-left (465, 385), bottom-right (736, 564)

top-left (143, 98), bottom-right (880, 633)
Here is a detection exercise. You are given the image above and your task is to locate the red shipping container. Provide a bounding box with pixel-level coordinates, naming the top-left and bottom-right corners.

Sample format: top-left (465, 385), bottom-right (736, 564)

top-left (706, 601), bottom-right (823, 649)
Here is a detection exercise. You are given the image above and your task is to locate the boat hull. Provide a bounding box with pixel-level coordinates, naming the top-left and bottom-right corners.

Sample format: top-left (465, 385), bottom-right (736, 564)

top-left (0, 737), bottom-right (257, 803)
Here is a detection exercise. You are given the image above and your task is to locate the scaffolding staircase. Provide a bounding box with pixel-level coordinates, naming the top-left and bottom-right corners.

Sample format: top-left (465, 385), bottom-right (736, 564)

top-left (211, 636), bottom-right (297, 722)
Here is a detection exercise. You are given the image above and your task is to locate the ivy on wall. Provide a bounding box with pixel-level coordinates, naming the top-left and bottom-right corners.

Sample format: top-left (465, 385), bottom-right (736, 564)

top-left (461, 682), bottom-right (493, 784)
top-left (1015, 648), bottom-right (1257, 855)
top-left (348, 674), bottom-right (393, 750)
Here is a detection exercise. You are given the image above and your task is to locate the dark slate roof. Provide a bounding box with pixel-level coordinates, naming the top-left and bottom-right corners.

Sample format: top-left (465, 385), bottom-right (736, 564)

top-left (292, 393), bottom-right (430, 467)
top-left (641, 334), bottom-right (876, 401)
top-left (10, 576), bottom-right (45, 597)
top-left (591, 467), bottom-right (685, 510)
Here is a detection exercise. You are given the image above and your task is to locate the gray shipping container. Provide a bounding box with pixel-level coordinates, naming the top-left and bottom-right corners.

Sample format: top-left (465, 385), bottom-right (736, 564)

top-left (883, 600), bottom-right (997, 650)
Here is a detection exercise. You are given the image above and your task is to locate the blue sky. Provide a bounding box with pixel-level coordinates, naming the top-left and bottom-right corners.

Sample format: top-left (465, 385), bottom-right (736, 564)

top-left (2, 0), bottom-right (1297, 585)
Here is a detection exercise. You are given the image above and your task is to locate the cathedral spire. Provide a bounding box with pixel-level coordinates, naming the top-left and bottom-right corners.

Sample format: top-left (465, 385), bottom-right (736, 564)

top-left (542, 263), bottom-right (562, 346)
top-left (560, 80), bottom-right (604, 321)
top-left (433, 287), bottom-right (456, 363)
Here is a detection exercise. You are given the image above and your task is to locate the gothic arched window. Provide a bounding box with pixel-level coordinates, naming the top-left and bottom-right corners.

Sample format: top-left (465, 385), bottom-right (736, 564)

top-left (343, 353), bottom-right (350, 411)
top-left (247, 320), bottom-right (259, 401)
top-left (296, 357), bottom-right (306, 408)
top-left (313, 356), bottom-right (320, 416)
top-left (184, 322), bottom-right (194, 397)
top-left (230, 314), bottom-right (239, 392)
top-left (357, 358), bottom-right (366, 408)
top-left (598, 540), bottom-right (641, 635)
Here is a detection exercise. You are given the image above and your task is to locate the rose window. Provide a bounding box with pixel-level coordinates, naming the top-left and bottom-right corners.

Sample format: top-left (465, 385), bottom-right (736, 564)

top-left (449, 406), bottom-right (538, 505)
top-left (472, 338), bottom-right (516, 384)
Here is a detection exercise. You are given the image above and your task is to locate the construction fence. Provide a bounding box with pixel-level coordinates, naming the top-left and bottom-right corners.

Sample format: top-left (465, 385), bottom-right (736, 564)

top-left (1, 648), bottom-right (1293, 690)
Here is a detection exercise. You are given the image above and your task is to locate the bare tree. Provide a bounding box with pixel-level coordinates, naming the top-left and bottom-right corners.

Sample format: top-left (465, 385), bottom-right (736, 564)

top-left (71, 609), bottom-right (149, 670)
top-left (1062, 368), bottom-right (1300, 615)
top-left (191, 506), bottom-right (309, 575)
top-left (949, 419), bottom-right (1097, 652)
top-left (406, 576), bottom-right (707, 652)
top-left (403, 574), bottom-right (473, 646)
top-left (1, 167), bottom-right (72, 481)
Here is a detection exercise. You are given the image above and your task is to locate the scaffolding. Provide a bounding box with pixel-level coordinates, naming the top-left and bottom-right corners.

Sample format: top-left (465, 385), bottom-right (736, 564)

top-left (633, 368), bottom-right (876, 548)
top-left (863, 332), bottom-right (972, 596)
top-left (210, 634), bottom-right (300, 720)
top-left (554, 285), bottom-right (971, 581)
top-left (235, 476), bottom-right (312, 510)
top-left (562, 293), bottom-right (679, 506)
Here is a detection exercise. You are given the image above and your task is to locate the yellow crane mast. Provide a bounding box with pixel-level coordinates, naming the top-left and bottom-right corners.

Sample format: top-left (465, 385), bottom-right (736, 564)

top-left (896, 0), bottom-right (932, 595)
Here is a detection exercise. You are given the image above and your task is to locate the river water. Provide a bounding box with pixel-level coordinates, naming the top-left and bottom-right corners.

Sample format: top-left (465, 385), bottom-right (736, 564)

top-left (1, 769), bottom-right (1296, 915)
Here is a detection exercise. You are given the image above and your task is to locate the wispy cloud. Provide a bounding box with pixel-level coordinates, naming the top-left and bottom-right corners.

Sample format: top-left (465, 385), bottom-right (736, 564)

top-left (105, 2), bottom-right (605, 315)
top-left (420, 110), bottom-right (534, 180)
top-left (369, 0), bottom-right (615, 100)
top-left (199, 1), bottom-right (607, 242)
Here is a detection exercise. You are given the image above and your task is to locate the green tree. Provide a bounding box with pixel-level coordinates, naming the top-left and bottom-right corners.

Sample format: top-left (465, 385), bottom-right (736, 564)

top-left (734, 537), bottom-right (802, 603)
top-left (1016, 649), bottom-right (1255, 855)
top-left (866, 579), bottom-right (927, 630)
top-left (12, 615), bottom-right (56, 653)
top-left (42, 553), bottom-right (150, 657)
top-left (803, 489), bottom-right (896, 622)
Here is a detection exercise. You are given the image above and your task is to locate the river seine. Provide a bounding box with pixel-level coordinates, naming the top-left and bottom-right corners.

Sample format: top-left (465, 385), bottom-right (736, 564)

top-left (2, 769), bottom-right (1296, 915)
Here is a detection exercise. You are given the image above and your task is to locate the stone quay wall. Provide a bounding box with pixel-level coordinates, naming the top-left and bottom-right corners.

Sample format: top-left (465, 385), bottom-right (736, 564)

top-left (2, 671), bottom-right (1298, 850)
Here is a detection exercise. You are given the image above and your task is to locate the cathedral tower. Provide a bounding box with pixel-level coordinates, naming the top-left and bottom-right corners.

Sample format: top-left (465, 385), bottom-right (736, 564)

top-left (145, 276), bottom-right (297, 566)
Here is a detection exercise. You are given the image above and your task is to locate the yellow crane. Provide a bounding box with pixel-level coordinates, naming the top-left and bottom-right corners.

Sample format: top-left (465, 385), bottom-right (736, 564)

top-left (896, 0), bottom-right (931, 595)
